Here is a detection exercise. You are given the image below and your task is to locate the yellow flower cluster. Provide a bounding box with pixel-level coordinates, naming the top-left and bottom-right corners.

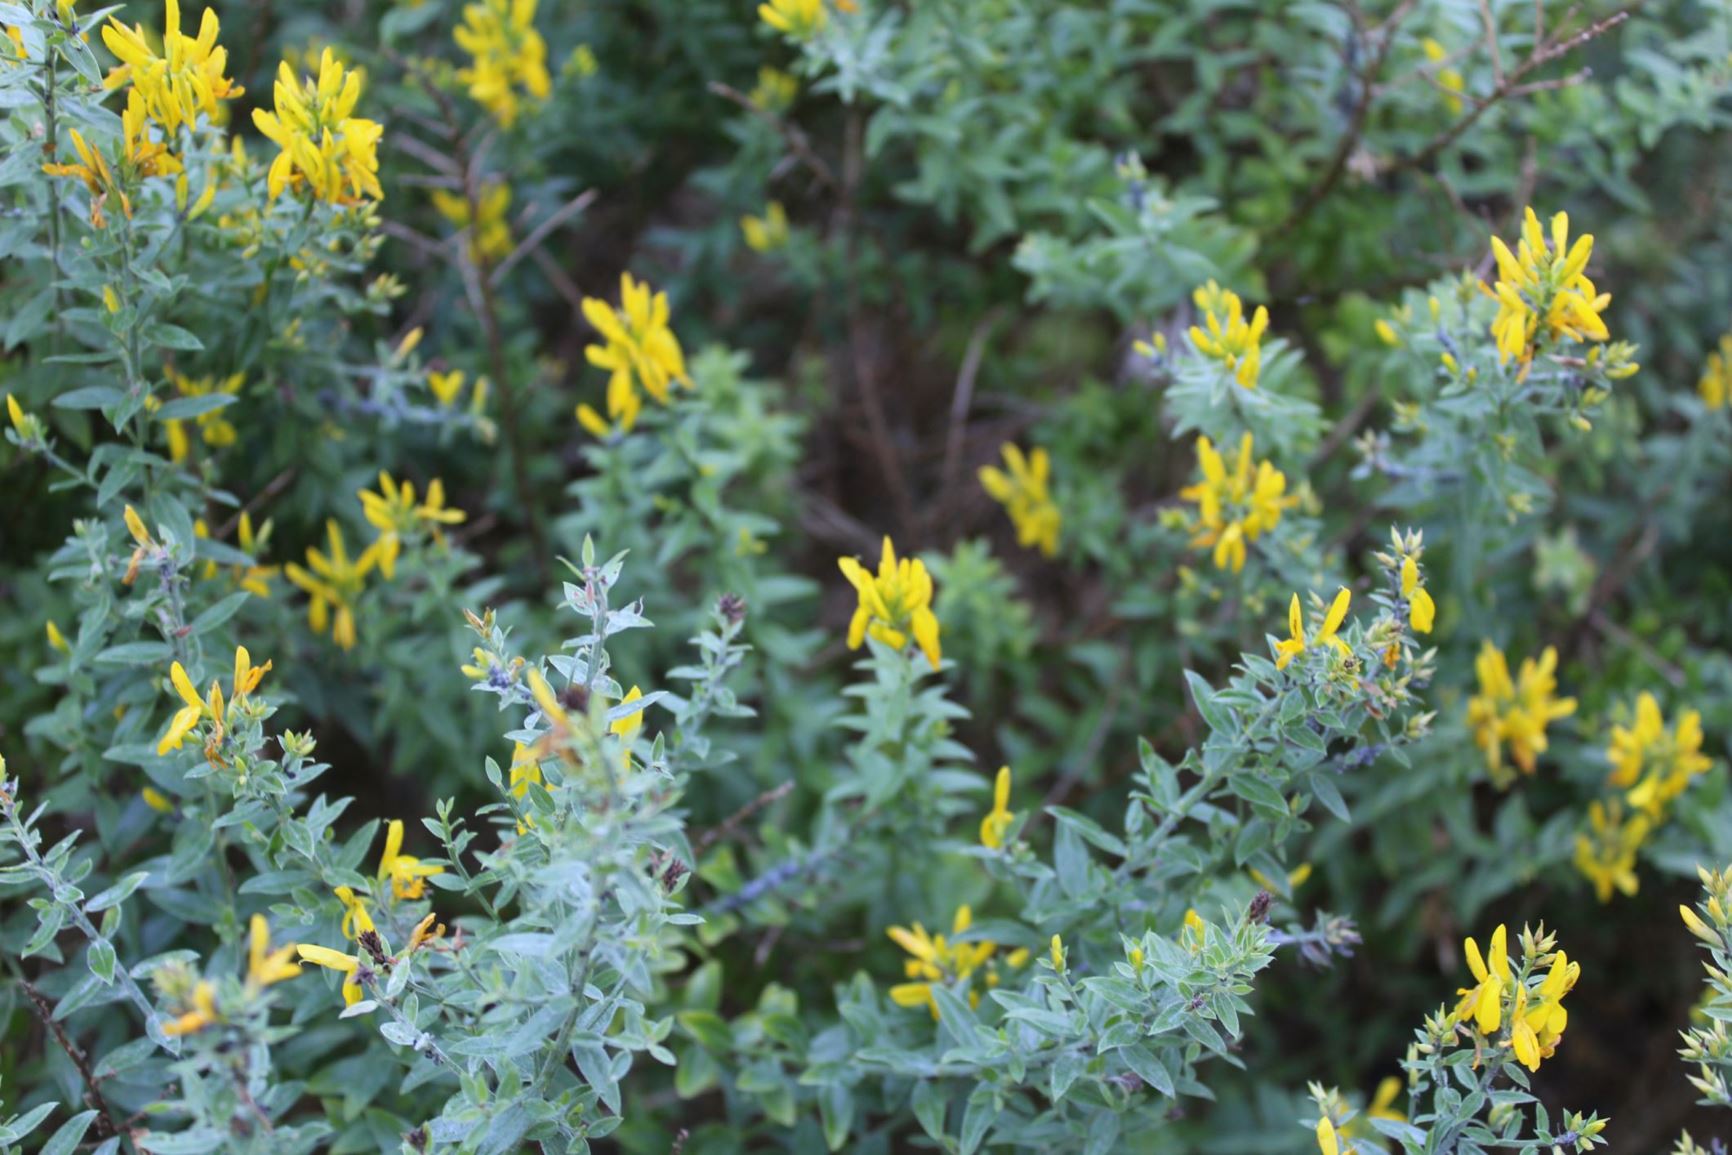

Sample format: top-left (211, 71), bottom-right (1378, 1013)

top-left (1465, 641), bottom-right (1576, 782)
top-left (155, 645), bottom-right (272, 761)
top-left (1573, 799), bottom-right (1649, 903)
top-left (1607, 691), bottom-right (1711, 818)
top-left (1699, 334), bottom-right (1732, 409)
top-left (429, 368), bottom-right (488, 411)
top-left (837, 536), bottom-right (942, 669)
top-left (1179, 432), bottom-right (1296, 572)
top-left (1274, 588), bottom-right (1351, 672)
top-left (1422, 38), bottom-right (1465, 113)
top-left (252, 48), bottom-right (383, 204)
top-left (886, 906), bottom-right (1029, 1017)
top-left (1484, 208), bottom-right (1610, 367)
top-left (759, 0), bottom-right (827, 38)
top-left (161, 915), bottom-right (301, 1036)
top-left (358, 470), bottom-right (466, 579)
top-left (285, 521), bottom-right (383, 650)
top-left (1189, 281), bottom-right (1270, 390)
top-left (194, 512), bottom-right (277, 598)
top-left (455, 0), bottom-right (552, 128)
top-left (740, 201), bottom-right (790, 253)
top-left (102, 0), bottom-right (243, 138)
top-left (433, 183), bottom-right (514, 266)
top-left (42, 93), bottom-right (181, 228)
top-left (978, 442), bottom-right (1061, 557)
top-left (1455, 924), bottom-right (1578, 1072)
top-left (576, 273), bottom-right (691, 436)
top-left (979, 766), bottom-right (1015, 850)
top-left (160, 366), bottom-right (242, 463)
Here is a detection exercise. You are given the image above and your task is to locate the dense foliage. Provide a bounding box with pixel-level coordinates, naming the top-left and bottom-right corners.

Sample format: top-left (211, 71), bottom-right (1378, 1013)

top-left (2, 0), bottom-right (1731, 1153)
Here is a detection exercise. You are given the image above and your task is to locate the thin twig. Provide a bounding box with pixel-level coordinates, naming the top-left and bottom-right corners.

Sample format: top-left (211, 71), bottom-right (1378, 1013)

top-left (490, 189), bottom-right (598, 286)
top-left (707, 82), bottom-right (838, 191)
top-left (939, 310), bottom-right (1002, 499)
top-left (692, 781), bottom-right (795, 855)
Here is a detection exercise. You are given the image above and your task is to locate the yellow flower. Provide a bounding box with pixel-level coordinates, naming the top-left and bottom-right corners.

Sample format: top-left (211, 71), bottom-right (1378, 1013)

top-left (428, 369), bottom-right (470, 408)
top-left (610, 686), bottom-right (646, 745)
top-left (432, 182), bottom-right (514, 265)
top-left (155, 646), bottom-right (271, 758)
top-left (885, 905), bottom-right (1018, 1017)
top-left (358, 471), bottom-right (467, 579)
top-left (101, 0), bottom-right (244, 137)
top-left (509, 741), bottom-right (542, 832)
top-left (1273, 588), bottom-right (1351, 671)
top-left (1316, 1117), bottom-right (1339, 1155)
top-left (6, 392), bottom-right (26, 436)
top-left (1179, 432), bottom-right (1296, 572)
top-left (377, 818), bottom-right (443, 900)
top-left (749, 67), bottom-right (798, 112)
top-left (42, 92), bottom-right (181, 228)
top-left (1573, 799), bottom-right (1649, 903)
top-left (1400, 555), bottom-right (1435, 634)
top-left (1361, 1077), bottom-right (1404, 1127)
top-left (285, 520), bottom-right (383, 651)
top-left (297, 943), bottom-right (365, 1005)
top-left (1510, 951), bottom-right (1578, 1071)
top-left (159, 366), bottom-right (241, 463)
top-left (1700, 335), bottom-right (1732, 409)
top-left (1484, 208), bottom-right (1610, 367)
top-left (142, 785), bottom-right (174, 812)
top-left (1465, 642), bottom-right (1576, 779)
top-left (1607, 692), bottom-right (1711, 818)
top-left (334, 885), bottom-right (375, 941)
top-left (979, 443), bottom-right (1062, 557)
top-left (578, 273), bottom-right (691, 435)
top-left (740, 201), bottom-right (790, 253)
top-left (979, 766), bottom-right (1015, 850)
top-left (45, 620), bottom-right (69, 654)
top-left (759, 0), bottom-right (826, 37)
top-left (252, 48), bottom-right (383, 204)
top-left (1456, 923), bottom-right (1509, 1036)
top-left (1682, 903), bottom-right (1720, 945)
top-left (1249, 861), bottom-right (1312, 894)
top-left (161, 979), bottom-right (219, 1036)
top-left (455, 0), bottom-right (552, 128)
top-left (1422, 38), bottom-right (1465, 113)
top-left (245, 914), bottom-right (303, 989)
top-left (1049, 934), bottom-right (1065, 972)
top-left (1188, 280), bottom-right (1270, 390)
top-left (837, 536), bottom-right (942, 669)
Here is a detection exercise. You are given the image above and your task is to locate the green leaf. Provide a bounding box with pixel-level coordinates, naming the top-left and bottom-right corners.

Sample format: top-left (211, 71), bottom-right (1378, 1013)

top-left (141, 322), bottom-right (204, 351)
top-left (87, 939), bottom-right (117, 985)
top-left (41, 1110), bottom-right (99, 1155)
top-left (155, 393), bottom-right (236, 421)
top-left (959, 1086), bottom-right (998, 1155)
top-left (84, 871), bottom-right (149, 913)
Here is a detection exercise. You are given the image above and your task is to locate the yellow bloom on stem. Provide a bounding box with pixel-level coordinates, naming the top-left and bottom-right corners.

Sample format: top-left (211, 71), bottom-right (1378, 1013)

top-left (885, 905), bottom-right (1014, 1017)
top-left (334, 885), bottom-right (375, 940)
top-left (1456, 923), bottom-right (1509, 1036)
top-left (297, 943), bottom-right (365, 1005)
top-left (432, 182), bottom-right (514, 266)
top-left (759, 0), bottom-right (826, 37)
top-left (577, 273), bottom-right (690, 436)
top-left (378, 818), bottom-right (443, 900)
top-left (610, 686), bottom-right (645, 744)
top-left (455, 0), bottom-right (552, 128)
top-left (1484, 208), bottom-right (1610, 367)
top-left (749, 67), bottom-right (798, 112)
top-left (102, 0), bottom-right (243, 137)
top-left (155, 646), bottom-right (271, 757)
top-left (509, 741), bottom-right (542, 832)
top-left (1316, 1117), bottom-right (1339, 1155)
top-left (251, 48), bottom-right (383, 204)
top-left (6, 392), bottom-right (26, 436)
top-left (979, 443), bottom-right (1061, 557)
top-left (1465, 642), bottom-right (1576, 779)
top-left (740, 200), bottom-right (790, 253)
top-left (1273, 588), bottom-right (1352, 671)
top-left (1510, 951), bottom-right (1578, 1071)
top-left (979, 766), bottom-right (1015, 850)
top-left (358, 471), bottom-right (467, 579)
top-left (1607, 692), bottom-right (1712, 818)
top-left (1700, 335), bottom-right (1732, 409)
top-left (42, 92), bottom-right (181, 227)
top-left (284, 521), bottom-right (382, 650)
top-left (160, 366), bottom-right (241, 463)
top-left (142, 785), bottom-right (174, 813)
top-left (45, 620), bottom-right (69, 654)
top-left (1573, 799), bottom-right (1649, 903)
top-left (1682, 902), bottom-right (1720, 945)
top-left (1179, 433), bottom-right (1295, 573)
top-left (246, 914), bottom-right (303, 989)
top-left (837, 536), bottom-right (942, 669)
top-left (428, 369), bottom-right (470, 408)
top-left (162, 979), bottom-right (219, 1036)
top-left (1422, 38), bottom-right (1465, 113)
top-left (1400, 555), bottom-right (1435, 634)
top-left (1189, 280), bottom-right (1270, 390)
top-left (1365, 1077), bottom-right (1405, 1125)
